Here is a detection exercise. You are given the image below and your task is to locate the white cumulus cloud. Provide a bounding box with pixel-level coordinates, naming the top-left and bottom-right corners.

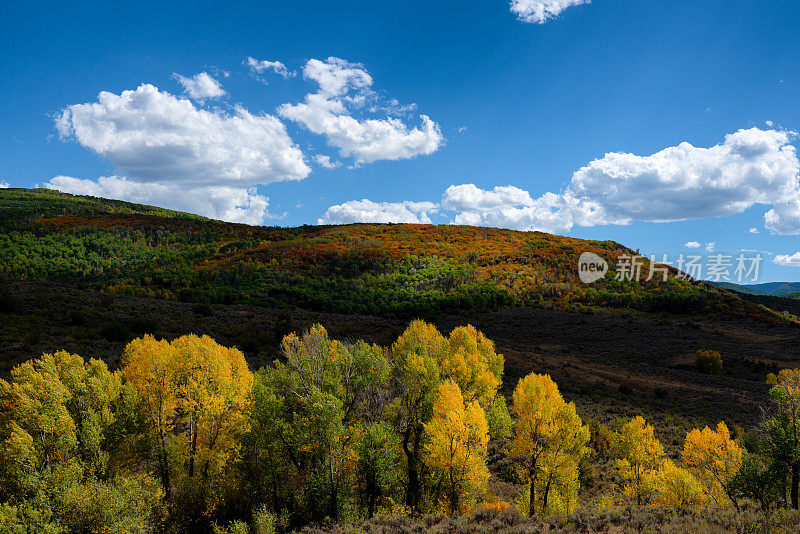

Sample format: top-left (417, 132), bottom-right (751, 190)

top-left (245, 57), bottom-right (294, 79)
top-left (313, 154), bottom-right (341, 169)
top-left (317, 128), bottom-right (800, 235)
top-left (510, 0), bottom-right (590, 24)
top-left (441, 184), bottom-right (575, 233)
top-left (440, 128), bottom-right (800, 234)
top-left (773, 252), bottom-right (800, 267)
top-left (172, 72), bottom-right (226, 100)
top-left (279, 57), bottom-right (444, 163)
top-left (45, 175), bottom-right (270, 225)
top-left (55, 83), bottom-right (309, 187)
top-left (685, 241), bottom-right (701, 248)
top-left (765, 195), bottom-right (800, 235)
top-left (567, 128), bottom-right (799, 226)
top-left (318, 199), bottom-right (438, 225)
top-left (0, 182), bottom-right (9, 189)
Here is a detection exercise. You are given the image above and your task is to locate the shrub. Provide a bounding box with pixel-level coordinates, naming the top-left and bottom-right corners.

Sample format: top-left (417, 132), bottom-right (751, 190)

top-left (696, 350), bottom-right (722, 375)
top-left (252, 505), bottom-right (276, 534)
top-left (214, 520), bottom-right (250, 534)
top-left (0, 500), bottom-right (61, 534)
top-left (587, 419), bottom-right (614, 459)
top-left (59, 475), bottom-right (165, 534)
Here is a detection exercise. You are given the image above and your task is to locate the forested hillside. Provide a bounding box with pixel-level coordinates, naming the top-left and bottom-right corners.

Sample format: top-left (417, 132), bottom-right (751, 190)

top-left (0, 188), bottom-right (783, 321)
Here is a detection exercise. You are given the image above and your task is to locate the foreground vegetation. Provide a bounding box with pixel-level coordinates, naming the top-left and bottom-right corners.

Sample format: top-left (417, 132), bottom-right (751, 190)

top-left (2, 323), bottom-right (800, 533)
top-left (0, 188), bottom-right (775, 320)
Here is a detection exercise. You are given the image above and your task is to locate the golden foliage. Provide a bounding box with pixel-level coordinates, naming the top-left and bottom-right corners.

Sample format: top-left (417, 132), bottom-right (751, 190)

top-left (645, 459), bottom-right (706, 511)
top-left (615, 416), bottom-right (664, 505)
top-left (509, 373), bottom-right (588, 517)
top-left (122, 334), bottom-right (253, 489)
top-left (392, 320), bottom-right (503, 409)
top-left (0, 350), bottom-right (121, 481)
top-left (424, 381), bottom-right (490, 514)
top-left (682, 422), bottom-right (742, 508)
top-left (695, 349), bottom-right (723, 375)
top-left (767, 368), bottom-right (800, 389)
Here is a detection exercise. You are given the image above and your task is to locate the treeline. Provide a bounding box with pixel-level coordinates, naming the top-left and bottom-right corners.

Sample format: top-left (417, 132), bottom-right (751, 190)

top-left (2, 323), bottom-right (800, 533)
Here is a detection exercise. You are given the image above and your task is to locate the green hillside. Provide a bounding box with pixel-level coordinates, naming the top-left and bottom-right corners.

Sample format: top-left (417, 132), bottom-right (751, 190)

top-left (753, 281), bottom-right (800, 295)
top-left (0, 188), bottom-right (777, 321)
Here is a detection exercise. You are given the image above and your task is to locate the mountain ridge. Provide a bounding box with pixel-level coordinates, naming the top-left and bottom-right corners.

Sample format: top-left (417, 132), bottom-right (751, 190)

top-left (711, 280), bottom-right (800, 297)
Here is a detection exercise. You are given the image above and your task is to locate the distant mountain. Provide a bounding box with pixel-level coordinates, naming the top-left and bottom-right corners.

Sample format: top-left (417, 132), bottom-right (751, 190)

top-left (710, 281), bottom-right (800, 297)
top-left (710, 282), bottom-right (769, 295)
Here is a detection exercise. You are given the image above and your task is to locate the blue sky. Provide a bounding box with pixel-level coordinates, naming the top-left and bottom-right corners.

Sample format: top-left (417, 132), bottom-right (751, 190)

top-left (2, 0), bottom-right (800, 282)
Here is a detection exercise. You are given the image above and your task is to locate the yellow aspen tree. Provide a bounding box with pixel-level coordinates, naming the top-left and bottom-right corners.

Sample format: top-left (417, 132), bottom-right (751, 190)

top-left (536, 402), bottom-right (589, 515)
top-left (169, 334), bottom-right (253, 481)
top-left (391, 320), bottom-right (446, 511)
top-left (391, 321), bottom-right (504, 511)
top-left (0, 353), bottom-right (77, 482)
top-left (122, 334), bottom-right (253, 494)
top-left (122, 335), bottom-right (179, 495)
top-left (423, 380), bottom-right (490, 515)
top-left (681, 422), bottom-right (743, 510)
top-left (58, 355), bottom-right (122, 475)
top-left (615, 416), bottom-right (664, 505)
top-left (766, 368), bottom-right (800, 387)
top-left (645, 459), bottom-right (705, 510)
top-left (444, 325), bottom-right (504, 408)
top-left (508, 373), bottom-right (588, 516)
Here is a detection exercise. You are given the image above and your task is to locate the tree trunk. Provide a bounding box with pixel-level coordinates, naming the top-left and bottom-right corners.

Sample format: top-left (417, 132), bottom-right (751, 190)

top-left (528, 458), bottom-right (538, 517)
top-left (542, 476), bottom-right (552, 515)
top-left (158, 427), bottom-right (171, 497)
top-left (403, 426), bottom-right (422, 511)
top-left (367, 472), bottom-right (377, 519)
top-left (792, 463), bottom-right (799, 509)
top-left (450, 470), bottom-right (459, 515)
top-left (529, 480), bottom-right (535, 517)
top-left (188, 413), bottom-right (197, 478)
top-left (329, 489), bottom-right (338, 520)
top-left (724, 484), bottom-right (740, 512)
top-left (328, 449), bottom-right (339, 521)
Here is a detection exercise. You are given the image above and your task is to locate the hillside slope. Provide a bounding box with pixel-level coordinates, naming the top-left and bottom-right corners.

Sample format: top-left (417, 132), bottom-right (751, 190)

top-left (0, 188), bottom-right (778, 321)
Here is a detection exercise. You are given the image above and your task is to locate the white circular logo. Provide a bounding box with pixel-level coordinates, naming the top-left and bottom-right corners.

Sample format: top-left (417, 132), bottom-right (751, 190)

top-left (578, 252), bottom-right (608, 284)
